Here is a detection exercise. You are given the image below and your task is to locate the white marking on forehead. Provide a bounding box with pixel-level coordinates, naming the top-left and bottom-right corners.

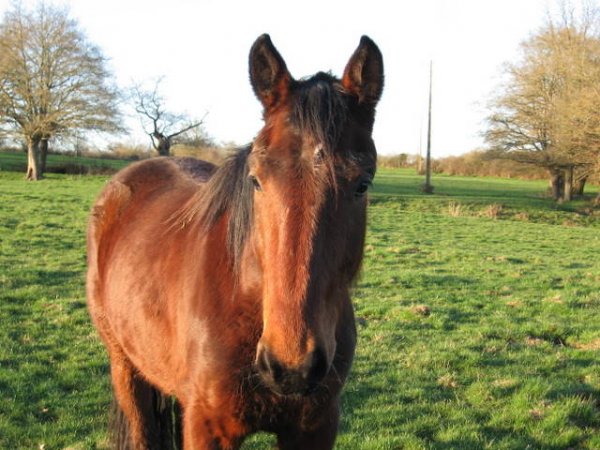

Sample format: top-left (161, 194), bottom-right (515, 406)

top-left (313, 144), bottom-right (325, 165)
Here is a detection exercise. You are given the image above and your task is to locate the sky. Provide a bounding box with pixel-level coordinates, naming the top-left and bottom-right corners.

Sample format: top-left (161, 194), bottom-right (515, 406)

top-left (1, 0), bottom-right (560, 156)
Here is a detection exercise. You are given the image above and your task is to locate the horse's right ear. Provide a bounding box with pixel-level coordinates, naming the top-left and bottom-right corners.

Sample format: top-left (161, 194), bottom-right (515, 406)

top-left (249, 34), bottom-right (292, 111)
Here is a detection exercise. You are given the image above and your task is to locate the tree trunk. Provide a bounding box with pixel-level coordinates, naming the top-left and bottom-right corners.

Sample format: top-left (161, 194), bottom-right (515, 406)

top-left (573, 176), bottom-right (587, 197)
top-left (157, 138), bottom-right (171, 156)
top-left (39, 137), bottom-right (49, 175)
top-left (152, 132), bottom-right (171, 157)
top-left (549, 169), bottom-right (564, 201)
top-left (563, 166), bottom-right (573, 202)
top-left (26, 138), bottom-right (42, 180)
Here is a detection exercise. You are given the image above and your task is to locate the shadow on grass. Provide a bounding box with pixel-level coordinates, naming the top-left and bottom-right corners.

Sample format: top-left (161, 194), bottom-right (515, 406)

top-left (34, 268), bottom-right (82, 286)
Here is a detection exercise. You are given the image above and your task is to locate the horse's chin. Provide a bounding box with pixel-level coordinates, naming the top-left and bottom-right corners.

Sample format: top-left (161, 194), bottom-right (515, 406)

top-left (256, 371), bottom-right (322, 398)
top-left (273, 384), bottom-right (319, 398)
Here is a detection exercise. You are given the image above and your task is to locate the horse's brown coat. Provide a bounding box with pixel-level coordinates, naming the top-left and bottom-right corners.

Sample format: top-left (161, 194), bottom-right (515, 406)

top-left (87, 34), bottom-right (383, 449)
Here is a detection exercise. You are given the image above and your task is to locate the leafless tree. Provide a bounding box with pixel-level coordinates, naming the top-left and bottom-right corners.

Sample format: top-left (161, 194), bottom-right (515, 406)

top-left (485, 2), bottom-right (600, 201)
top-left (0, 2), bottom-right (122, 180)
top-left (131, 78), bottom-right (207, 157)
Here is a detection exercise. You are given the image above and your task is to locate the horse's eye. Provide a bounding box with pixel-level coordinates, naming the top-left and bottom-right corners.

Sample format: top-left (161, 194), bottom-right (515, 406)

top-left (249, 175), bottom-right (262, 191)
top-left (355, 179), bottom-right (372, 196)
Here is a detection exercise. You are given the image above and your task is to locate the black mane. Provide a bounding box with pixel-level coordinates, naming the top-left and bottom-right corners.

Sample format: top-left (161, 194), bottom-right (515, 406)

top-left (176, 146), bottom-right (253, 273)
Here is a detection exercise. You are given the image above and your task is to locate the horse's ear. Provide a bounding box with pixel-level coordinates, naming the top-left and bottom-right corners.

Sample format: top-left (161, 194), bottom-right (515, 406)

top-left (342, 36), bottom-right (384, 108)
top-left (249, 34), bottom-right (292, 110)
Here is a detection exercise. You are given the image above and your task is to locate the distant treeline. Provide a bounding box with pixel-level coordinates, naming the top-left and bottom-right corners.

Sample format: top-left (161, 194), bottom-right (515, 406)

top-left (378, 150), bottom-right (600, 183)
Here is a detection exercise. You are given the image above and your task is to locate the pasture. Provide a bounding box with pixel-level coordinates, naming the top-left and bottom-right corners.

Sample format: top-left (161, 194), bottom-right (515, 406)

top-left (0, 164), bottom-right (599, 449)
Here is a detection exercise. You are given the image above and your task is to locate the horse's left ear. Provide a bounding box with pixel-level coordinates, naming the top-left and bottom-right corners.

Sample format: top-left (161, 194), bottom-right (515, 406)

top-left (342, 36), bottom-right (384, 108)
top-left (249, 34), bottom-right (293, 111)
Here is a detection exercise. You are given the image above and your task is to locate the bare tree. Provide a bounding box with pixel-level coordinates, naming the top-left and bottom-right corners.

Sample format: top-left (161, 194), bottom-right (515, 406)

top-left (131, 78), bottom-right (207, 157)
top-left (485, 2), bottom-right (600, 201)
top-left (0, 2), bottom-right (122, 180)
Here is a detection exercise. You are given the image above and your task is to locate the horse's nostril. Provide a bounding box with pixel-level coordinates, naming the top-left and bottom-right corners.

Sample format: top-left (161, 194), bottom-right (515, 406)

top-left (256, 345), bottom-right (283, 383)
top-left (256, 345), bottom-right (330, 395)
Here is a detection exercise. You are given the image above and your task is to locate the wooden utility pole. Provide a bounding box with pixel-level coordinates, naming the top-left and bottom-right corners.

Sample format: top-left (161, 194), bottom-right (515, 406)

top-left (417, 123), bottom-right (423, 174)
top-left (422, 61), bottom-right (434, 194)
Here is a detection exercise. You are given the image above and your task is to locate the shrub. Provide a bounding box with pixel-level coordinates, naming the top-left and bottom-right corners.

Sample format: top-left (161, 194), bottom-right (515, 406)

top-left (447, 202), bottom-right (463, 217)
top-left (171, 145), bottom-right (231, 165)
top-left (435, 150), bottom-right (547, 180)
top-left (378, 153), bottom-right (413, 169)
top-left (481, 203), bottom-right (503, 219)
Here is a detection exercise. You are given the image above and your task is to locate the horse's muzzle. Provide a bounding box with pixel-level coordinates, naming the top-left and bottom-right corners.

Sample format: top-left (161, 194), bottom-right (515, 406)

top-left (255, 344), bottom-right (329, 396)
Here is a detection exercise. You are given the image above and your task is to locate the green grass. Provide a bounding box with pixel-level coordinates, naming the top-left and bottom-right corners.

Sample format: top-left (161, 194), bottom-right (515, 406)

top-left (0, 166), bottom-right (599, 449)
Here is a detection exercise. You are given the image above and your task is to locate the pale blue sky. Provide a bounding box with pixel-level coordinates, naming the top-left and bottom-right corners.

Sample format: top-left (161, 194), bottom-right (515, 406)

top-left (2, 0), bottom-right (560, 155)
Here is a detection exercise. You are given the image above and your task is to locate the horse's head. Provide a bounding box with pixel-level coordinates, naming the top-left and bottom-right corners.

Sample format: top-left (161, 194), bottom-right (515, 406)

top-left (245, 34), bottom-right (383, 396)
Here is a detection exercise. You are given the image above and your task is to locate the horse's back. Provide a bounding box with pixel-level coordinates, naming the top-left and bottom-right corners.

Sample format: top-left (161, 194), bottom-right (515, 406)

top-left (111, 155), bottom-right (215, 195)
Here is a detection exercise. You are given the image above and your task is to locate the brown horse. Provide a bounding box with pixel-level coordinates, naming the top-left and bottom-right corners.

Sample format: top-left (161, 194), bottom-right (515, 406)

top-left (87, 34), bottom-right (383, 450)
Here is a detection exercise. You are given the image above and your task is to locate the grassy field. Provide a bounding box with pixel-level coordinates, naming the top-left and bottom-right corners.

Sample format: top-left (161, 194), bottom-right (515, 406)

top-left (0, 163), bottom-right (599, 449)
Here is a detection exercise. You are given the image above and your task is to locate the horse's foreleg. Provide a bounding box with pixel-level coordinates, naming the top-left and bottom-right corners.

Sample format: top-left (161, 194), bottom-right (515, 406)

top-left (182, 401), bottom-right (245, 450)
top-left (110, 352), bottom-right (157, 449)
